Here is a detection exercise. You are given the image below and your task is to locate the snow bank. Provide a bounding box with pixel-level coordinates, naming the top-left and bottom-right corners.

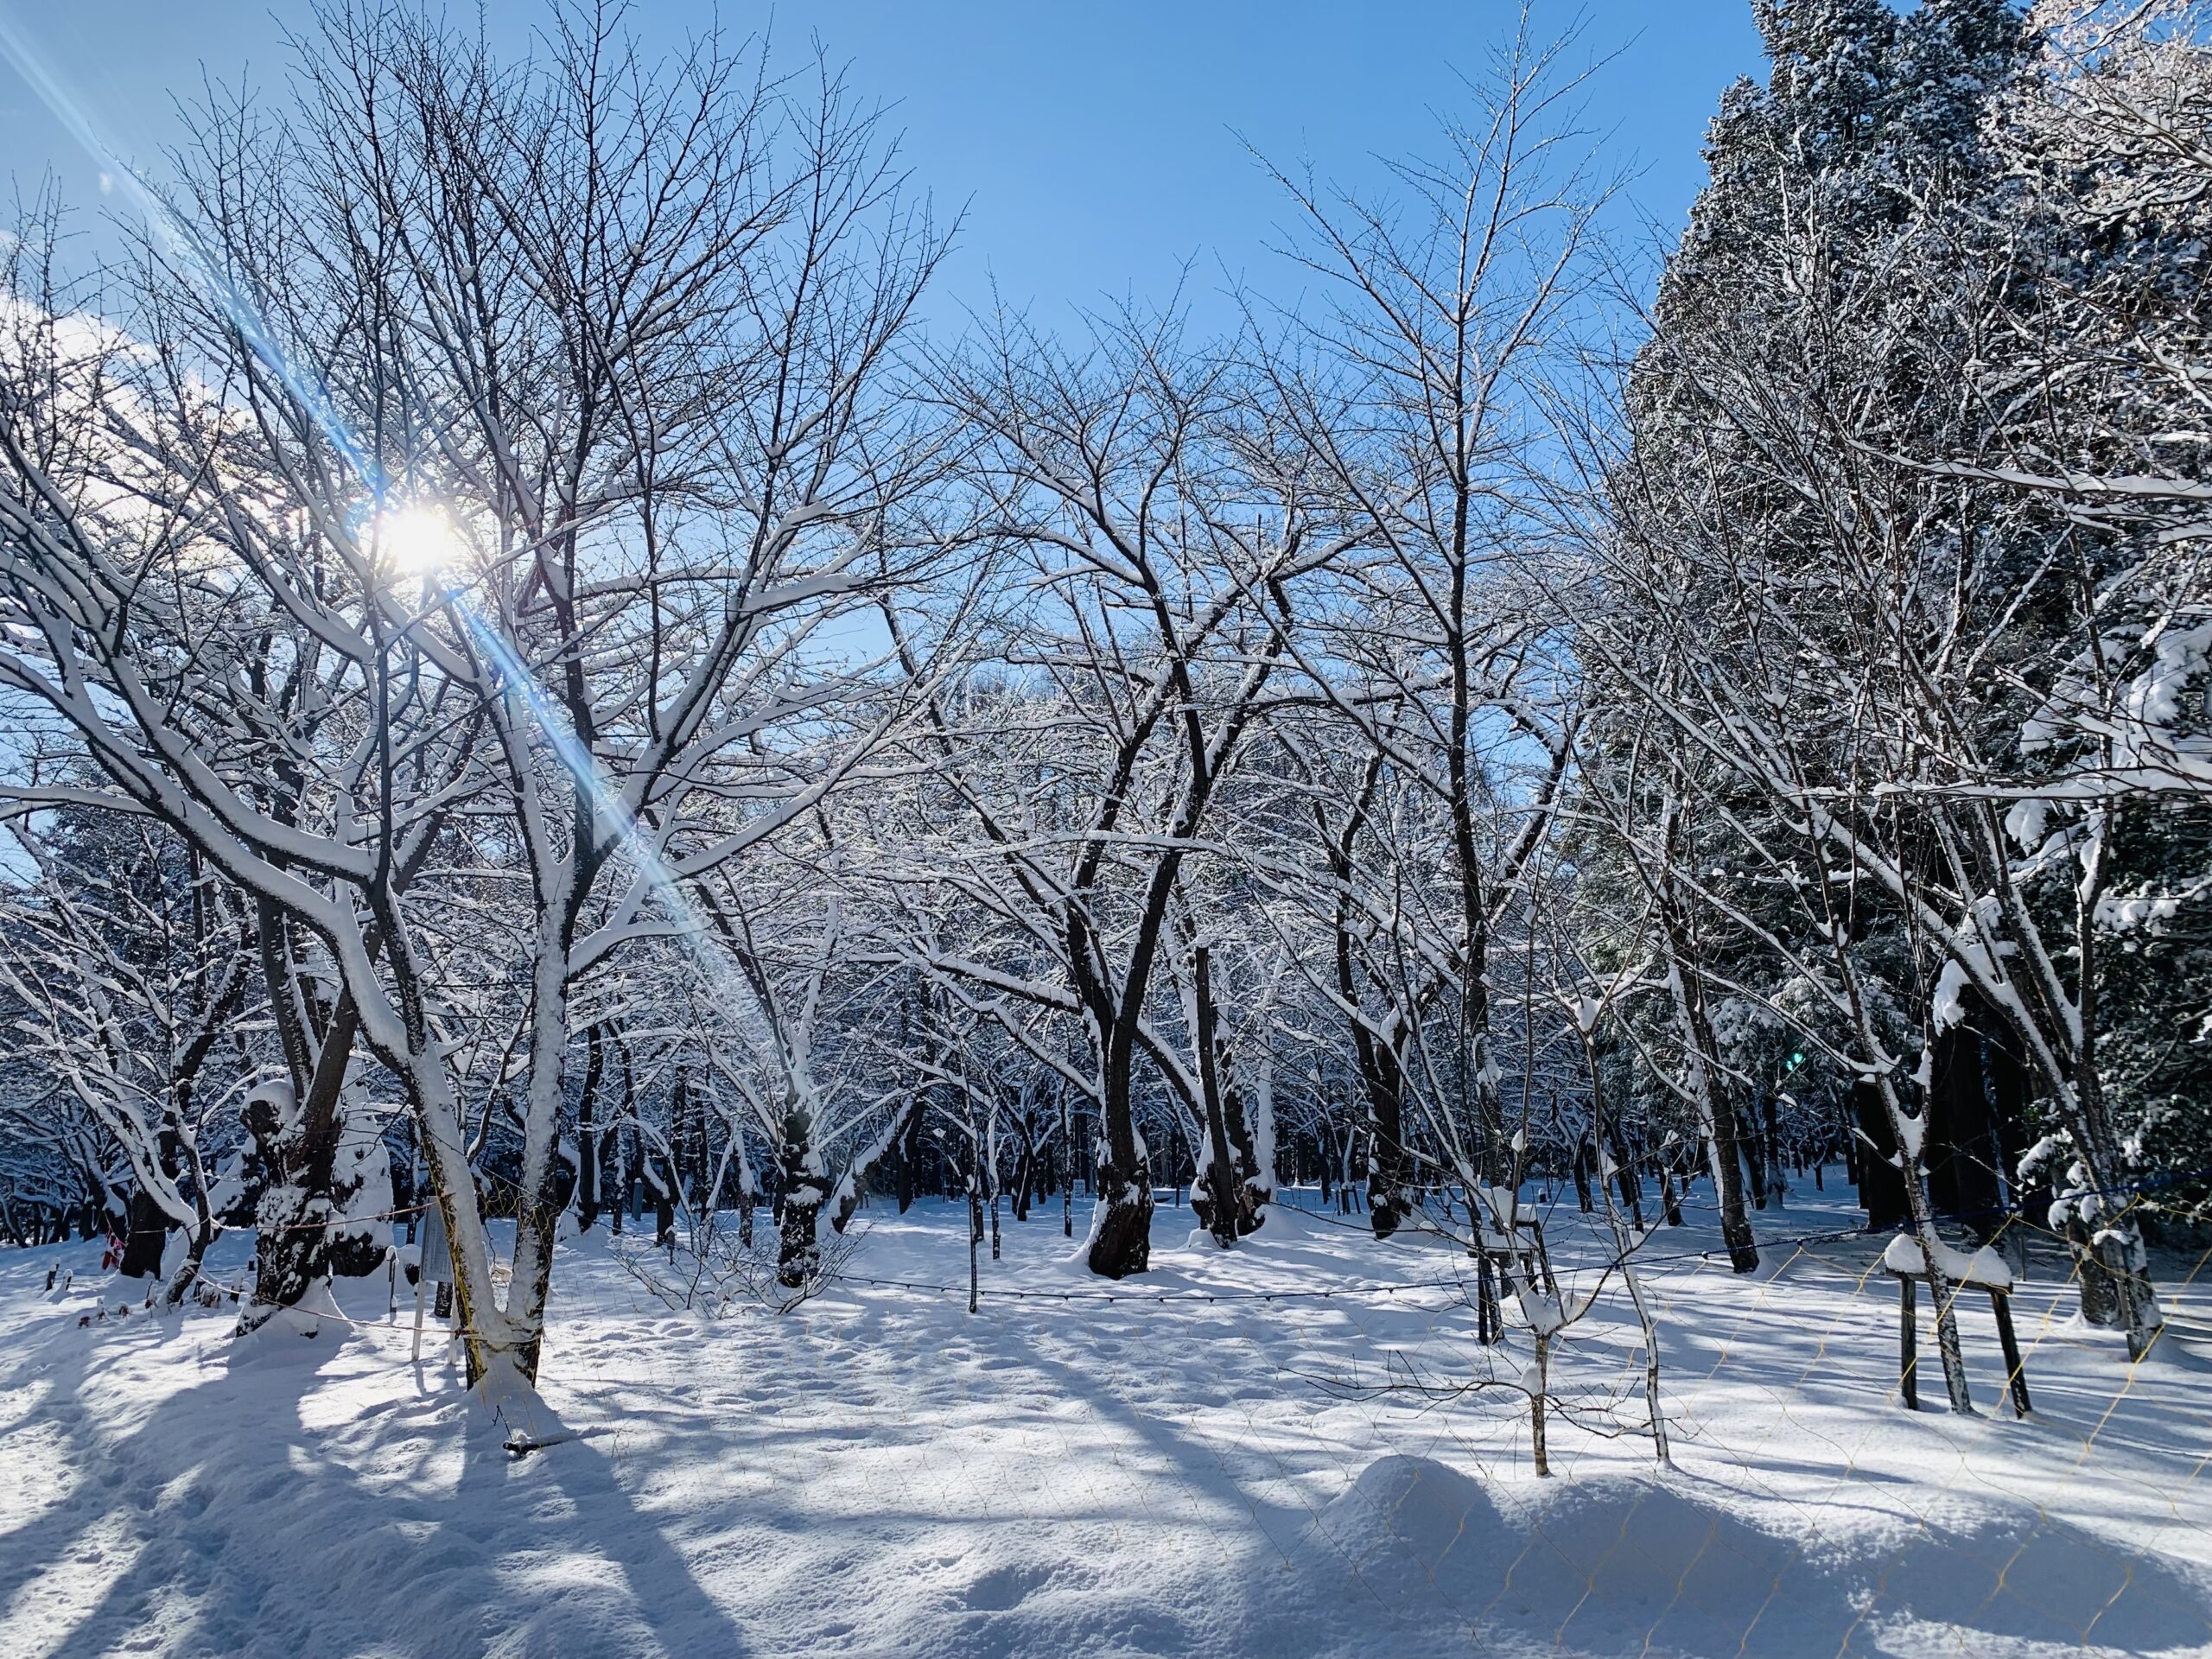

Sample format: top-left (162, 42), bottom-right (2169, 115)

top-left (1296, 1455), bottom-right (2209, 1657)
top-left (1302, 1458), bottom-right (1813, 1654)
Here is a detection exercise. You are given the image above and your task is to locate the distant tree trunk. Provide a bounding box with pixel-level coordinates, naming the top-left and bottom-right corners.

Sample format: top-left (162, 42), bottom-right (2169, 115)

top-left (1656, 809), bottom-right (1758, 1271)
top-left (1761, 1096), bottom-right (1786, 1211)
top-left (576, 1024), bottom-right (606, 1230)
top-left (1010, 1116), bottom-right (1036, 1223)
top-left (118, 1185), bottom-right (170, 1280)
top-left (966, 1164), bottom-right (981, 1314)
top-left (1306, 754), bottom-right (1421, 1236)
top-left (1737, 1103), bottom-right (1769, 1211)
top-left (649, 1151), bottom-right (676, 1249)
top-left (1609, 1126), bottom-right (1646, 1231)
top-left (738, 1130), bottom-right (758, 1249)
top-left (1853, 1080), bottom-right (1910, 1231)
top-left (1659, 1155), bottom-right (1683, 1227)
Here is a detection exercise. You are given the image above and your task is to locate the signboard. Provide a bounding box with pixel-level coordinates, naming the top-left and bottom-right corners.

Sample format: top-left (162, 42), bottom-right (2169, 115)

top-left (413, 1200), bottom-right (453, 1357)
top-left (417, 1202), bottom-right (451, 1285)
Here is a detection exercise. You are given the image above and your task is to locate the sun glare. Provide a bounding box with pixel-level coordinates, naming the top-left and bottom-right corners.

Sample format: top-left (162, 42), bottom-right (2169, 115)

top-left (372, 504), bottom-right (467, 577)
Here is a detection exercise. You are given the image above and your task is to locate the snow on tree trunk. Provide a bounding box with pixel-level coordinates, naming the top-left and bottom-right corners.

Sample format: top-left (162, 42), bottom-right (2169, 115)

top-left (1083, 1007), bottom-right (1155, 1278)
top-left (1188, 945), bottom-right (1264, 1248)
top-left (1363, 1027), bottom-right (1420, 1239)
top-left (159, 1200), bottom-right (214, 1311)
top-left (236, 1043), bottom-right (348, 1341)
top-left (776, 1116), bottom-right (831, 1291)
top-left (325, 1081), bottom-right (394, 1279)
top-left (1084, 1157), bottom-right (1154, 1280)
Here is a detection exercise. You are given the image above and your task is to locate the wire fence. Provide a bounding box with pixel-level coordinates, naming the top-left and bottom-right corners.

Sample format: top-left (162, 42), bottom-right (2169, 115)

top-left (558, 1169), bottom-right (2209, 1654)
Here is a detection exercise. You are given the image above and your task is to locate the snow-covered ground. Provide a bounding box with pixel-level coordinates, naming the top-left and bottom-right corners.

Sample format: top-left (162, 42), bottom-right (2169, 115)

top-left (1, 1180), bottom-right (2207, 1658)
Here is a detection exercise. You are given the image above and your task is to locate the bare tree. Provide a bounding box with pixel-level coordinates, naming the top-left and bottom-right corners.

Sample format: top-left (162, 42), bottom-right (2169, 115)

top-left (906, 307), bottom-right (1346, 1275)
top-left (1250, 21), bottom-right (1601, 1226)
top-left (0, 7), bottom-right (944, 1421)
top-left (0, 817), bottom-right (260, 1305)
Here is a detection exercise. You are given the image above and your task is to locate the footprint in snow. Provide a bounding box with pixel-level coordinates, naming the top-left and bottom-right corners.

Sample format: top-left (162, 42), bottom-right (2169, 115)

top-left (964, 1563), bottom-right (1050, 1611)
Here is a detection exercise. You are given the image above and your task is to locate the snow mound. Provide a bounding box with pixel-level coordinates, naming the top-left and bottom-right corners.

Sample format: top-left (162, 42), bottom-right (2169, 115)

top-left (1294, 1456), bottom-right (2210, 1657)
top-left (1881, 1231), bottom-right (2013, 1290)
top-left (1304, 1458), bottom-right (1809, 1655)
top-left (228, 1277), bottom-right (352, 1362)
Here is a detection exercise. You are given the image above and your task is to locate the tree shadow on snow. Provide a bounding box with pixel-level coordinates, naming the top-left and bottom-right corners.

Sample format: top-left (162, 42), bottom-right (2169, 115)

top-left (0, 1308), bottom-right (753, 1659)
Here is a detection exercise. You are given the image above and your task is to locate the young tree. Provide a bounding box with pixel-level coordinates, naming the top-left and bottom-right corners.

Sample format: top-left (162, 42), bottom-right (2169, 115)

top-left (1252, 22), bottom-right (1599, 1223)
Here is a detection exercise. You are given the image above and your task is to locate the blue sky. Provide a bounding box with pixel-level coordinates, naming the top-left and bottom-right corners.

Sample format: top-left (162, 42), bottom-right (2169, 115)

top-left (0, 2), bottom-right (1769, 328)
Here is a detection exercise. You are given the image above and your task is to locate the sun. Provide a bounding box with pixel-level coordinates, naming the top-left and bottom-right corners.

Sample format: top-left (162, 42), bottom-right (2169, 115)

top-left (372, 504), bottom-right (467, 577)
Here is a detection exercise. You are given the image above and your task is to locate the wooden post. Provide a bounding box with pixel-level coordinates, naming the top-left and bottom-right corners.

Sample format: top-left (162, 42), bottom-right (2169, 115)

top-left (1991, 1289), bottom-right (2031, 1416)
top-left (1899, 1274), bottom-right (1919, 1410)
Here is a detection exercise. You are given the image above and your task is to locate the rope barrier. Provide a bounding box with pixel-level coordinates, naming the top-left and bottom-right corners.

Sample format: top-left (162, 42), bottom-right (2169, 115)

top-left (54, 1164), bottom-right (2212, 1337)
top-left (833, 1269), bottom-right (1482, 1304)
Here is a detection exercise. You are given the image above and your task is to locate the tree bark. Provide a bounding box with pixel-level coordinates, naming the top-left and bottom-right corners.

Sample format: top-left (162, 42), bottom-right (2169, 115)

top-left (237, 992), bottom-right (359, 1336)
top-left (1658, 897), bottom-right (1758, 1269)
top-left (118, 1185), bottom-right (169, 1280)
top-left (1189, 945), bottom-right (1263, 1247)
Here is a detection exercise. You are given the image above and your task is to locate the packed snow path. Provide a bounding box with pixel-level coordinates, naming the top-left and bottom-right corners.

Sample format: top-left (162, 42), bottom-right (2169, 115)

top-left (1, 1185), bottom-right (2208, 1658)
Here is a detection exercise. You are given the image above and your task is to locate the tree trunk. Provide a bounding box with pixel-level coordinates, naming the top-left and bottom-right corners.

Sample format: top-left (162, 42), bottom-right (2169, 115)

top-left (1657, 852), bottom-right (1758, 1271)
top-left (1853, 1080), bottom-right (1910, 1232)
top-left (1609, 1126), bottom-right (1646, 1231)
top-left (898, 1090), bottom-right (926, 1213)
top-left (118, 1185), bottom-right (170, 1280)
top-left (576, 1024), bottom-right (605, 1230)
top-left (775, 1116), bottom-right (830, 1290)
top-left (1898, 1138), bottom-right (1977, 1415)
top-left (1529, 1331), bottom-right (1552, 1478)
top-left (1738, 1103), bottom-right (1769, 1211)
top-left (1189, 945), bottom-right (1262, 1247)
top-left (966, 1167), bottom-right (981, 1314)
top-left (161, 1188), bottom-right (216, 1309)
top-left (1085, 1011), bottom-right (1154, 1277)
top-left (238, 992), bottom-right (360, 1336)
top-left (1360, 1033), bottom-right (1418, 1238)
top-left (1761, 1096), bottom-right (1786, 1211)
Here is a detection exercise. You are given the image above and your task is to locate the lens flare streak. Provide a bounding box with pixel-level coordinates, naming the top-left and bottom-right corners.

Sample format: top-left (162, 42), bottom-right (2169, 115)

top-left (0, 8), bottom-right (770, 1040)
